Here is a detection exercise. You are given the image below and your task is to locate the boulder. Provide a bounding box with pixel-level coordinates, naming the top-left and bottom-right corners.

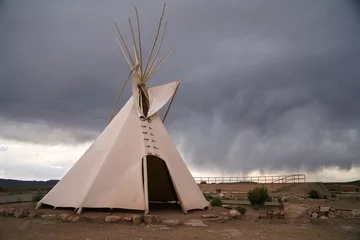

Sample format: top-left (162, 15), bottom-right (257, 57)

top-left (143, 215), bottom-right (161, 225)
top-left (1, 208), bottom-right (16, 217)
top-left (59, 213), bottom-right (71, 221)
top-left (68, 216), bottom-right (80, 222)
top-left (123, 216), bottom-right (132, 222)
top-left (105, 215), bottom-right (121, 223)
top-left (41, 214), bottom-right (58, 220)
top-left (14, 209), bottom-right (29, 218)
top-left (328, 212), bottom-right (336, 219)
top-left (222, 205), bottom-right (233, 209)
top-left (28, 211), bottom-right (40, 218)
top-left (162, 219), bottom-right (181, 227)
top-left (311, 212), bottom-right (318, 218)
top-left (351, 209), bottom-right (360, 217)
top-left (132, 215), bottom-right (143, 225)
top-left (184, 219), bottom-right (208, 227)
top-left (320, 206), bottom-right (331, 213)
top-left (201, 214), bottom-right (219, 219)
top-left (202, 217), bottom-right (225, 222)
top-left (0, 208), bottom-right (7, 216)
top-left (284, 203), bottom-right (310, 223)
top-left (229, 209), bottom-right (240, 218)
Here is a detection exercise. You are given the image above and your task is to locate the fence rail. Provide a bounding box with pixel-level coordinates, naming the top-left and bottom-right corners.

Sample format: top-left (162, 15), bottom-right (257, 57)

top-left (194, 174), bottom-right (306, 184)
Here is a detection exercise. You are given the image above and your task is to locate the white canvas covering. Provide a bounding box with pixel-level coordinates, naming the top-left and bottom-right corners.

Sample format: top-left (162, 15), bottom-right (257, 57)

top-left (38, 80), bottom-right (209, 213)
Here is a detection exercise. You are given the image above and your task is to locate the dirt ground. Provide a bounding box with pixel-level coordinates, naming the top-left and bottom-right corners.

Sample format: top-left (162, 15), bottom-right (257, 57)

top-left (1, 216), bottom-right (360, 240)
top-left (1, 201), bottom-right (360, 240)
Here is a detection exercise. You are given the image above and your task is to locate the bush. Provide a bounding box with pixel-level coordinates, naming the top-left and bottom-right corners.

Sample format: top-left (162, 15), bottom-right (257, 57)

top-left (308, 190), bottom-right (320, 199)
top-left (200, 181), bottom-right (207, 184)
top-left (247, 187), bottom-right (271, 205)
top-left (32, 194), bottom-right (44, 202)
top-left (210, 197), bottom-right (222, 207)
top-left (236, 206), bottom-right (247, 215)
top-left (203, 193), bottom-right (214, 201)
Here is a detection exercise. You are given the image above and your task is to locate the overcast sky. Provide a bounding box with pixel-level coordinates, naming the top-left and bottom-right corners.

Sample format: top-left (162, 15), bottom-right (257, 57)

top-left (1, 0), bottom-right (360, 181)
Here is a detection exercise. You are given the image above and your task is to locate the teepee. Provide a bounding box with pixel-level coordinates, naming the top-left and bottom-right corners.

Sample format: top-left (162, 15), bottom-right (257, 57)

top-left (36, 4), bottom-right (209, 214)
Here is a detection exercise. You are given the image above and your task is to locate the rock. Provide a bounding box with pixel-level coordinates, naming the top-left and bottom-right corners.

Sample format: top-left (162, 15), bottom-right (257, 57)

top-left (319, 216), bottom-right (328, 219)
top-left (184, 219), bottom-right (208, 227)
top-left (222, 205), bottom-right (233, 209)
top-left (229, 209), bottom-right (240, 218)
top-left (132, 215), bottom-right (143, 225)
top-left (201, 214), bottom-right (219, 219)
top-left (220, 211), bottom-right (229, 216)
top-left (105, 215), bottom-right (121, 223)
top-left (284, 203), bottom-right (310, 223)
top-left (311, 212), bottom-right (318, 218)
top-left (123, 216), bottom-right (132, 221)
top-left (80, 216), bottom-right (103, 222)
top-left (162, 219), bottom-right (181, 227)
top-left (202, 217), bottom-right (225, 222)
top-left (143, 215), bottom-right (161, 225)
top-left (28, 211), bottom-right (40, 218)
top-left (0, 208), bottom-right (7, 216)
top-left (158, 226), bottom-right (171, 231)
top-left (2, 208), bottom-right (16, 217)
top-left (59, 213), bottom-right (71, 221)
top-left (41, 214), bottom-right (57, 220)
top-left (351, 209), bottom-right (360, 216)
top-left (320, 206), bottom-right (331, 213)
top-left (13, 209), bottom-right (29, 218)
top-left (219, 193), bottom-right (225, 198)
top-left (328, 212), bottom-right (336, 219)
top-left (68, 216), bottom-right (80, 222)
top-left (221, 229), bottom-right (244, 237)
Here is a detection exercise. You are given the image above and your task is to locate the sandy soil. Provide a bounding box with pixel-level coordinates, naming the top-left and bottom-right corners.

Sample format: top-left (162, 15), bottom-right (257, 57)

top-left (1, 201), bottom-right (360, 240)
top-left (1, 216), bottom-right (360, 240)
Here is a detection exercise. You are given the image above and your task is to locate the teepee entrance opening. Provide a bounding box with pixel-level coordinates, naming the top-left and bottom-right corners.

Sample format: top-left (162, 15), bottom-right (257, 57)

top-left (143, 155), bottom-right (181, 212)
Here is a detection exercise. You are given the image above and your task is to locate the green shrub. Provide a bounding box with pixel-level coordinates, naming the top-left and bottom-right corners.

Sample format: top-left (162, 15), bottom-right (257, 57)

top-left (210, 197), bottom-right (222, 206)
top-left (200, 181), bottom-right (207, 184)
top-left (236, 206), bottom-right (247, 215)
top-left (32, 194), bottom-right (44, 202)
top-left (308, 190), bottom-right (320, 199)
top-left (203, 193), bottom-right (214, 201)
top-left (247, 187), bottom-right (271, 205)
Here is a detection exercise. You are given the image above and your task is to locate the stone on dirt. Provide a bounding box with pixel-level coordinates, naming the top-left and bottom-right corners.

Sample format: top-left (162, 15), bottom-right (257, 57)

top-left (201, 214), bottom-right (219, 219)
top-left (143, 215), bottom-right (161, 225)
top-left (123, 216), bottom-right (132, 221)
top-left (68, 216), bottom-right (80, 222)
top-left (13, 209), bottom-right (29, 218)
top-left (351, 209), bottom-right (360, 216)
top-left (28, 211), bottom-right (40, 218)
top-left (132, 215), bottom-right (143, 225)
top-left (311, 212), bottom-right (318, 218)
top-left (105, 215), bottom-right (121, 223)
top-left (183, 219), bottom-right (208, 227)
top-left (41, 214), bottom-right (58, 220)
top-left (229, 209), bottom-right (240, 218)
top-left (284, 203), bottom-right (310, 223)
top-left (162, 219), bottom-right (181, 227)
top-left (221, 229), bottom-right (244, 237)
top-left (59, 213), bottom-right (71, 221)
top-left (320, 206), bottom-right (331, 213)
top-left (222, 205), bottom-right (233, 209)
top-left (1, 208), bottom-right (16, 217)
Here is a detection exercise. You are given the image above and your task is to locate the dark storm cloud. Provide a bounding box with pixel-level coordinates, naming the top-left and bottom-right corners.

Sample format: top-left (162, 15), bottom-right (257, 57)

top-left (1, 0), bottom-right (360, 174)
